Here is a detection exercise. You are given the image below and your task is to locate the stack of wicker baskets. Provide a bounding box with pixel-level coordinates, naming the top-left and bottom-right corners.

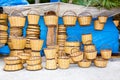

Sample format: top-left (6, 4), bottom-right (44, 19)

top-left (57, 25), bottom-right (67, 54)
top-left (4, 56), bottom-right (23, 71)
top-left (25, 10), bottom-right (40, 52)
top-left (26, 56), bottom-right (42, 71)
top-left (44, 48), bottom-right (57, 70)
top-left (0, 13), bottom-right (8, 47)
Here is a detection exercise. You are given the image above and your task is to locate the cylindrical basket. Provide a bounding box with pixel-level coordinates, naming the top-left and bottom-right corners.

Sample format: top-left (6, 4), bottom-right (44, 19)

top-left (94, 20), bottom-right (104, 30)
top-left (63, 10), bottom-right (77, 26)
top-left (78, 59), bottom-right (91, 68)
top-left (78, 12), bottom-right (92, 26)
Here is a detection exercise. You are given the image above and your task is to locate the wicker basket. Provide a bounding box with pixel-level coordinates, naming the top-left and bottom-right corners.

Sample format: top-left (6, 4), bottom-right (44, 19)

top-left (45, 59), bottom-right (57, 70)
top-left (63, 10), bottom-right (77, 26)
top-left (94, 20), bottom-right (104, 30)
top-left (4, 64), bottom-right (23, 71)
top-left (28, 12), bottom-right (40, 25)
top-left (94, 58), bottom-right (108, 68)
top-left (27, 25), bottom-right (39, 29)
top-left (65, 42), bottom-right (80, 47)
top-left (0, 13), bottom-right (8, 19)
top-left (26, 56), bottom-right (42, 65)
top-left (0, 39), bottom-right (7, 44)
top-left (58, 56), bottom-right (70, 69)
top-left (44, 48), bottom-right (57, 59)
top-left (30, 39), bottom-right (44, 51)
top-left (57, 35), bottom-right (67, 39)
top-left (10, 50), bottom-right (24, 57)
top-left (4, 56), bottom-right (21, 65)
top-left (58, 25), bottom-right (66, 31)
top-left (82, 34), bottom-right (92, 44)
top-left (70, 48), bottom-right (83, 62)
top-left (85, 51), bottom-right (97, 60)
top-left (84, 44), bottom-right (96, 52)
top-left (18, 52), bottom-right (31, 60)
top-left (113, 20), bottom-right (119, 27)
top-left (69, 57), bottom-right (76, 64)
top-left (78, 12), bottom-right (92, 26)
top-left (26, 64), bottom-right (42, 71)
top-left (24, 49), bottom-right (31, 54)
top-left (98, 16), bottom-right (108, 23)
top-left (65, 46), bottom-right (79, 54)
top-left (0, 24), bottom-right (8, 31)
top-left (44, 11), bottom-right (58, 26)
top-left (31, 51), bottom-right (41, 57)
top-left (78, 59), bottom-right (91, 68)
top-left (101, 50), bottom-right (112, 59)
top-left (11, 37), bottom-right (26, 49)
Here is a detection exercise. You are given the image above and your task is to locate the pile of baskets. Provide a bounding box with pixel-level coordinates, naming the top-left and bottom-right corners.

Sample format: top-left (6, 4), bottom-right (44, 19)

top-left (0, 13), bottom-right (8, 47)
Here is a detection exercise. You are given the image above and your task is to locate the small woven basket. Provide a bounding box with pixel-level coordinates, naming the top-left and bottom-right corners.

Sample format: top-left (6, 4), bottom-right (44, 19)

top-left (113, 20), bottom-right (119, 27)
top-left (26, 56), bottom-right (42, 65)
top-left (4, 56), bottom-right (21, 65)
top-left (44, 48), bottom-right (57, 59)
top-left (78, 12), bottom-right (92, 26)
top-left (82, 34), bottom-right (92, 44)
top-left (63, 10), bottom-right (77, 26)
top-left (45, 59), bottom-right (57, 70)
top-left (70, 48), bottom-right (83, 62)
top-left (78, 59), bottom-right (91, 68)
top-left (30, 39), bottom-right (44, 51)
top-left (4, 64), bottom-right (23, 71)
top-left (26, 64), bottom-right (42, 71)
top-left (101, 50), bottom-right (112, 59)
top-left (27, 10), bottom-right (40, 25)
top-left (94, 57), bottom-right (108, 68)
top-left (58, 56), bottom-right (70, 69)
top-left (94, 20), bottom-right (104, 30)
top-left (98, 16), bottom-right (108, 23)
top-left (85, 51), bottom-right (97, 60)
top-left (84, 43), bottom-right (96, 52)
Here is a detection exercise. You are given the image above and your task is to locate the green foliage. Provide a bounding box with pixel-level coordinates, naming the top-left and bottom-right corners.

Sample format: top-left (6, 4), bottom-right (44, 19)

top-left (61, 0), bottom-right (120, 9)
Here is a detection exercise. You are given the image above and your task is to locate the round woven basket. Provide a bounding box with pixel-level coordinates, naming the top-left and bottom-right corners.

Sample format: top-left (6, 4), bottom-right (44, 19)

top-left (44, 48), bottom-right (57, 59)
top-left (10, 50), bottom-right (24, 57)
top-left (98, 16), bottom-right (108, 23)
top-left (84, 43), bottom-right (96, 52)
top-left (18, 52), bottom-right (31, 60)
top-left (70, 48), bottom-right (83, 62)
top-left (0, 13), bottom-right (8, 19)
top-left (31, 51), bottom-right (41, 57)
top-left (0, 24), bottom-right (8, 31)
top-left (58, 56), bottom-right (70, 69)
top-left (26, 56), bottom-right (42, 65)
top-left (94, 58), bottom-right (108, 68)
top-left (30, 39), bottom-right (44, 51)
top-left (26, 64), bottom-right (42, 71)
top-left (94, 20), bottom-right (104, 30)
top-left (11, 37), bottom-right (26, 49)
top-left (78, 12), bottom-right (92, 26)
top-left (85, 51), bottom-right (97, 60)
top-left (101, 50), bottom-right (112, 59)
top-left (82, 34), bottom-right (92, 44)
top-left (78, 59), bottom-right (91, 68)
top-left (4, 64), bottom-right (23, 71)
top-left (113, 20), bottom-right (119, 27)
top-left (27, 10), bottom-right (40, 24)
top-left (63, 10), bottom-right (77, 26)
top-left (45, 59), bottom-right (57, 70)
top-left (4, 56), bottom-right (21, 65)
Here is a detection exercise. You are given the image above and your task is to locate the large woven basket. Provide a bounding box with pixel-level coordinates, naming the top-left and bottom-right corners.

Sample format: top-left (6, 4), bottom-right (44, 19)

top-left (27, 10), bottom-right (40, 25)
top-left (4, 56), bottom-right (21, 65)
top-left (101, 50), bottom-right (112, 59)
top-left (45, 59), bottom-right (57, 70)
top-left (94, 58), bottom-right (108, 68)
top-left (70, 48), bottom-right (83, 62)
top-left (30, 39), bottom-right (44, 51)
top-left (0, 13), bottom-right (8, 19)
top-left (58, 56), bottom-right (70, 69)
top-left (11, 37), bottom-right (26, 49)
top-left (113, 20), bottom-right (119, 27)
top-left (63, 10), bottom-right (77, 26)
top-left (94, 20), bottom-right (104, 30)
top-left (85, 51), bottom-right (97, 60)
top-left (78, 59), bottom-right (91, 68)
top-left (44, 48), bottom-right (57, 59)
top-left (98, 16), bottom-right (108, 23)
top-left (26, 56), bottom-right (42, 65)
top-left (82, 34), bottom-right (92, 44)
top-left (0, 24), bottom-right (8, 31)
top-left (26, 64), bottom-right (42, 71)
top-left (4, 64), bottom-right (23, 71)
top-left (78, 12), bottom-right (92, 26)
